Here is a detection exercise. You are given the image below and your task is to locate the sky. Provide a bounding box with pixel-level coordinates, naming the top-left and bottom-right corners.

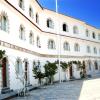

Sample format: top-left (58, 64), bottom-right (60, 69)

top-left (37, 0), bottom-right (100, 29)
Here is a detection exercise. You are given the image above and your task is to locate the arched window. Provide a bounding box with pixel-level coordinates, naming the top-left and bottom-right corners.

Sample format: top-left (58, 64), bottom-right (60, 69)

top-left (94, 61), bottom-right (98, 70)
top-left (87, 46), bottom-right (91, 53)
top-left (29, 6), bottom-right (33, 18)
top-left (62, 23), bottom-right (68, 32)
top-left (74, 43), bottom-right (80, 52)
top-left (47, 18), bottom-right (54, 29)
top-left (86, 29), bottom-right (89, 37)
top-left (73, 26), bottom-right (79, 34)
top-left (37, 36), bottom-right (41, 48)
top-left (48, 39), bottom-right (55, 49)
top-left (19, 0), bottom-right (24, 10)
top-left (94, 47), bottom-right (97, 54)
top-left (36, 13), bottom-right (39, 24)
top-left (92, 32), bottom-right (96, 39)
top-left (16, 58), bottom-right (23, 75)
top-left (0, 13), bottom-right (9, 32)
top-left (19, 25), bottom-right (25, 40)
top-left (29, 31), bottom-right (34, 44)
top-left (63, 42), bottom-right (70, 51)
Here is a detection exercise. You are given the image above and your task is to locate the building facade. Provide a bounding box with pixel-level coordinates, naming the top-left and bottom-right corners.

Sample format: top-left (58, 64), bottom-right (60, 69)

top-left (0, 0), bottom-right (100, 93)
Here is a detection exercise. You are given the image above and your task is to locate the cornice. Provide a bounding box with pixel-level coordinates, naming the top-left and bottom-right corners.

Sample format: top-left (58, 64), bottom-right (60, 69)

top-left (0, 40), bottom-right (100, 59)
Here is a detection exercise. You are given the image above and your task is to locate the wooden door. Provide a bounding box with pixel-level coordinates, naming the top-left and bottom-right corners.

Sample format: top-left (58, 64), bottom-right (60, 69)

top-left (2, 58), bottom-right (7, 87)
top-left (70, 66), bottom-right (73, 79)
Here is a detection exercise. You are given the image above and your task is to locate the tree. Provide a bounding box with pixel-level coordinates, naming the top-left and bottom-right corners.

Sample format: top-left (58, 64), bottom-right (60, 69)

top-left (0, 50), bottom-right (5, 67)
top-left (44, 61), bottom-right (58, 84)
top-left (79, 61), bottom-right (86, 78)
top-left (32, 61), bottom-right (44, 85)
top-left (60, 61), bottom-right (68, 71)
top-left (60, 61), bottom-right (69, 81)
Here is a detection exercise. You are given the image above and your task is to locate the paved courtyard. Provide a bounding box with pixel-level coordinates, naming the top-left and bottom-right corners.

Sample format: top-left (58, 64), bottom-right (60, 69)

top-left (11, 78), bottom-right (100, 100)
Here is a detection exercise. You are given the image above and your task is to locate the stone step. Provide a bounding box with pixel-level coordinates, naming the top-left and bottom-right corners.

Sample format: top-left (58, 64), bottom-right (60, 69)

top-left (1, 87), bottom-right (13, 94)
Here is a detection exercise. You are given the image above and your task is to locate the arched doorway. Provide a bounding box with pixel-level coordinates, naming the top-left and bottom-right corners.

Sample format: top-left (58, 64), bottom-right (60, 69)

top-left (70, 66), bottom-right (73, 79)
top-left (2, 57), bottom-right (7, 87)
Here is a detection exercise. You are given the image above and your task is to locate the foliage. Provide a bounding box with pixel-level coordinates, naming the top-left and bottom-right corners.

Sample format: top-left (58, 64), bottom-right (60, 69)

top-left (0, 50), bottom-right (5, 60)
top-left (44, 61), bottom-right (58, 84)
top-left (60, 61), bottom-right (68, 71)
top-left (0, 50), bottom-right (5, 68)
top-left (32, 63), bottom-right (44, 85)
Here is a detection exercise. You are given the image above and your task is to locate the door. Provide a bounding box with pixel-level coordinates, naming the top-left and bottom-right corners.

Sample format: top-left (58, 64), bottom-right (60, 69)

top-left (25, 62), bottom-right (28, 83)
top-left (70, 66), bottom-right (73, 79)
top-left (2, 58), bottom-right (7, 87)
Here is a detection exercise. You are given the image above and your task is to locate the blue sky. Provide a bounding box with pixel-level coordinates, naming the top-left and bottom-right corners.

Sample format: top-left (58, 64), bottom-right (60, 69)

top-left (38, 0), bottom-right (100, 29)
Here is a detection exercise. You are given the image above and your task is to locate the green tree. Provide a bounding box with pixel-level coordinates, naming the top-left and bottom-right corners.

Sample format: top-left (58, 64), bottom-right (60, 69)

top-left (44, 61), bottom-right (58, 84)
top-left (32, 62), bottom-right (44, 85)
top-left (0, 50), bottom-right (5, 67)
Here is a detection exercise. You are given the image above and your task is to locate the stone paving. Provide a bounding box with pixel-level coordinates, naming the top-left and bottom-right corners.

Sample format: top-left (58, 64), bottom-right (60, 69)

top-left (11, 78), bottom-right (100, 100)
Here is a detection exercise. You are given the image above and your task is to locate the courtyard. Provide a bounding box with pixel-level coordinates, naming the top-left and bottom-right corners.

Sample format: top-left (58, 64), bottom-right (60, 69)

top-left (11, 77), bottom-right (100, 100)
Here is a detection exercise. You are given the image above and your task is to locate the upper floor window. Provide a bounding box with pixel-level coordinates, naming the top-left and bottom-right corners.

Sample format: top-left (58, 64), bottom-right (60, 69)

top-left (29, 31), bottom-right (34, 44)
top-left (63, 42), bottom-right (70, 51)
top-left (19, 25), bottom-right (25, 40)
top-left (36, 13), bottom-right (39, 24)
top-left (19, 0), bottom-right (24, 10)
top-left (94, 47), bottom-right (97, 54)
top-left (92, 32), bottom-right (96, 39)
top-left (48, 39), bottom-right (55, 49)
top-left (37, 36), bottom-right (41, 48)
top-left (74, 43), bottom-right (80, 52)
top-left (62, 23), bottom-right (68, 32)
top-left (29, 6), bottom-right (33, 18)
top-left (87, 46), bottom-right (91, 53)
top-left (47, 18), bottom-right (54, 29)
top-left (0, 13), bottom-right (9, 32)
top-left (73, 26), bottom-right (79, 34)
top-left (98, 34), bottom-right (100, 40)
top-left (86, 29), bottom-right (89, 37)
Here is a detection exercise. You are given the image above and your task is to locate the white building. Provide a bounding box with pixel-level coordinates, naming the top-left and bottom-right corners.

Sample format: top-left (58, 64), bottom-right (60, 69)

top-left (0, 0), bottom-right (100, 93)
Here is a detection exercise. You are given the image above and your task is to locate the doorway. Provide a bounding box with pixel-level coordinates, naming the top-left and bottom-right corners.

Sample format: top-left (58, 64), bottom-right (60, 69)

top-left (2, 58), bottom-right (7, 87)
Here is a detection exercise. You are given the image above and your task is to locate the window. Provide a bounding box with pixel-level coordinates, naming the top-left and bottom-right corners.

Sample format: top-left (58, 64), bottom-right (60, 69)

top-left (37, 36), bottom-right (41, 48)
top-left (98, 34), bottom-right (100, 40)
top-left (16, 58), bottom-right (22, 75)
top-left (19, 0), bottom-right (24, 10)
top-left (48, 39), bottom-right (55, 49)
top-left (62, 23), bottom-right (68, 32)
top-left (36, 13), bottom-right (39, 24)
top-left (92, 32), bottom-right (96, 39)
top-left (29, 31), bottom-right (34, 44)
top-left (19, 25), bottom-right (25, 40)
top-left (73, 26), bottom-right (79, 34)
top-left (87, 46), bottom-right (91, 53)
top-left (94, 61), bottom-right (98, 70)
top-left (74, 43), bottom-right (80, 52)
top-left (86, 29), bottom-right (89, 37)
top-left (47, 18), bottom-right (54, 29)
top-left (0, 14), bottom-right (9, 32)
top-left (63, 42), bottom-right (70, 51)
top-left (94, 47), bottom-right (97, 54)
top-left (29, 6), bottom-right (33, 18)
